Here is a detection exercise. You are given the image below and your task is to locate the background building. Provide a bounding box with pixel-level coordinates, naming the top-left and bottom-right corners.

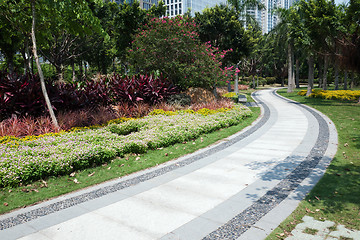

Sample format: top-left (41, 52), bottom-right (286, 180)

top-left (113, 0), bottom-right (296, 33)
top-left (259, 0), bottom-right (298, 34)
top-left (114, 0), bottom-right (159, 10)
top-left (165, 0), bottom-right (226, 17)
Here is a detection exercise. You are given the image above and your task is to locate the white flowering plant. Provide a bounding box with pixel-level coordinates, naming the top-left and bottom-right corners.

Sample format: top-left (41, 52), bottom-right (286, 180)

top-left (0, 105), bottom-right (252, 187)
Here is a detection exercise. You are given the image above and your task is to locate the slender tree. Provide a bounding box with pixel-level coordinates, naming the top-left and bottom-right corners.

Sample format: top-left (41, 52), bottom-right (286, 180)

top-left (30, 0), bottom-right (59, 129)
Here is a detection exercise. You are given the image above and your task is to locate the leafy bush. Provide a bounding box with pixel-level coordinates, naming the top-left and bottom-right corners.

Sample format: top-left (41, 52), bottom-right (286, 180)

top-left (222, 92), bottom-right (240, 103)
top-left (265, 77), bottom-right (276, 85)
top-left (0, 115), bottom-right (60, 137)
top-left (110, 73), bottom-right (177, 105)
top-left (166, 93), bottom-right (192, 106)
top-left (259, 78), bottom-right (267, 86)
top-left (82, 78), bottom-right (113, 106)
top-left (222, 92), bottom-right (237, 98)
top-left (0, 71), bottom-right (61, 120)
top-left (127, 16), bottom-right (232, 90)
top-left (0, 70), bottom-right (177, 120)
top-left (108, 121), bottom-right (146, 135)
top-left (189, 98), bottom-right (234, 111)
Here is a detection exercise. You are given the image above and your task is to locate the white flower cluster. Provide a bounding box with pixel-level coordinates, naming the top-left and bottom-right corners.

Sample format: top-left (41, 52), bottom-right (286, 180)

top-left (0, 106), bottom-right (252, 187)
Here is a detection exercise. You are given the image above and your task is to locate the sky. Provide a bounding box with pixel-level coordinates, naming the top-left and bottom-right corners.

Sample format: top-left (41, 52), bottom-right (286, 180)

top-left (335, 0), bottom-right (349, 5)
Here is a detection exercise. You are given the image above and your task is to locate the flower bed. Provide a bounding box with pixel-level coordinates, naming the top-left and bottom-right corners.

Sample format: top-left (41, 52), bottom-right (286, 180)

top-left (0, 105), bottom-right (252, 187)
top-left (298, 89), bottom-right (360, 101)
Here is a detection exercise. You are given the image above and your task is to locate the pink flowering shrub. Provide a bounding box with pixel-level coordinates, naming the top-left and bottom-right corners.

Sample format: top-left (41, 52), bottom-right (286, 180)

top-left (127, 16), bottom-right (232, 90)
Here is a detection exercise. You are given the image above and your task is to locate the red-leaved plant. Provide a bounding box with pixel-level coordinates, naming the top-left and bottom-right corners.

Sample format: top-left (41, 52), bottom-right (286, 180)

top-left (110, 73), bottom-right (178, 105)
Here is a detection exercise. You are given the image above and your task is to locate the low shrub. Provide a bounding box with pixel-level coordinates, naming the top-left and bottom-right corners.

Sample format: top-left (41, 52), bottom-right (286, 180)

top-left (0, 116), bottom-right (60, 137)
top-left (111, 102), bottom-right (152, 118)
top-left (108, 121), bottom-right (147, 135)
top-left (298, 89), bottom-right (360, 101)
top-left (166, 93), bottom-right (192, 106)
top-left (238, 84), bottom-right (249, 90)
top-left (110, 74), bottom-right (178, 105)
top-left (222, 92), bottom-right (239, 103)
top-left (222, 92), bottom-right (237, 98)
top-left (265, 77), bottom-right (276, 85)
top-left (190, 98), bottom-right (234, 111)
top-left (0, 71), bottom-right (61, 120)
top-left (0, 71), bottom-right (178, 120)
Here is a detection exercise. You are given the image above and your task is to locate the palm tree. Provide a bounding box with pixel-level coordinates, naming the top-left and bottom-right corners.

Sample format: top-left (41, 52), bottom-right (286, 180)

top-left (227, 0), bottom-right (265, 29)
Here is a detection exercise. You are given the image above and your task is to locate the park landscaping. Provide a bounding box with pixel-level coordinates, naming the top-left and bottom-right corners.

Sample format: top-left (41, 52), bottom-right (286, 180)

top-left (267, 88), bottom-right (360, 239)
top-left (0, 104), bottom-right (260, 214)
top-left (0, 2), bottom-right (264, 215)
top-left (1, 1), bottom-right (360, 236)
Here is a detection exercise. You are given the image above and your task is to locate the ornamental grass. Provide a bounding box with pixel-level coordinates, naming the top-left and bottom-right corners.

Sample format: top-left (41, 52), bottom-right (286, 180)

top-left (298, 89), bottom-right (360, 101)
top-left (0, 105), bottom-right (252, 187)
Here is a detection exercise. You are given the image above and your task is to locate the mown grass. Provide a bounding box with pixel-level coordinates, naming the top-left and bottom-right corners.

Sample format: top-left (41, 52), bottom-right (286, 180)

top-left (0, 107), bottom-right (260, 215)
top-left (267, 88), bottom-right (360, 239)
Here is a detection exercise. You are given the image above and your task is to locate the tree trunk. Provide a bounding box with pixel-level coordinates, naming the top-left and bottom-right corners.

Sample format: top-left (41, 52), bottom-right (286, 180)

top-left (56, 64), bottom-right (65, 84)
top-left (350, 71), bottom-right (354, 89)
top-left (78, 60), bottom-right (83, 78)
top-left (322, 55), bottom-right (329, 90)
top-left (84, 61), bottom-right (88, 77)
top-left (24, 38), bottom-right (32, 74)
top-left (287, 43), bottom-right (295, 93)
top-left (295, 58), bottom-right (300, 88)
top-left (318, 61), bottom-right (323, 88)
top-left (6, 54), bottom-right (14, 75)
top-left (344, 70), bottom-right (348, 90)
top-left (234, 64), bottom-right (239, 94)
top-left (31, 1), bottom-right (59, 130)
top-left (71, 60), bottom-right (76, 82)
top-left (213, 84), bottom-right (218, 98)
top-left (112, 57), bottom-right (116, 73)
top-left (334, 63), bottom-right (339, 90)
top-left (306, 55), bottom-right (314, 96)
top-left (252, 75), bottom-right (256, 89)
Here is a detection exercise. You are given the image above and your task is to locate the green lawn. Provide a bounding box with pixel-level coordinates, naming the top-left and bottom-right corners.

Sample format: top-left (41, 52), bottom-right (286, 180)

top-left (0, 107), bottom-right (260, 215)
top-left (267, 88), bottom-right (360, 239)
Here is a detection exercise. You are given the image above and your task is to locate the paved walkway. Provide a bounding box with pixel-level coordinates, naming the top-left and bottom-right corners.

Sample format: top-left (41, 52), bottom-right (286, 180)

top-left (0, 88), bottom-right (338, 240)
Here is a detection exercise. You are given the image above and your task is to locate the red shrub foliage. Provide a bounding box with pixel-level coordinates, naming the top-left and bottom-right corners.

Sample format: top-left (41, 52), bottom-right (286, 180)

top-left (189, 98), bottom-right (234, 111)
top-left (0, 71), bottom-right (61, 120)
top-left (0, 71), bottom-right (178, 120)
top-left (0, 116), bottom-right (59, 137)
top-left (110, 74), bottom-right (178, 105)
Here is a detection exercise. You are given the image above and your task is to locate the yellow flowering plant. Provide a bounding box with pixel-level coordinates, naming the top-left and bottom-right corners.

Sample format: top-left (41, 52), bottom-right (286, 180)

top-left (298, 89), bottom-right (360, 101)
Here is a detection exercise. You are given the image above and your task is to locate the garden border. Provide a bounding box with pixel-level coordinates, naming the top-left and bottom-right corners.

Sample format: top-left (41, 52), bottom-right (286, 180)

top-left (0, 96), bottom-right (268, 231)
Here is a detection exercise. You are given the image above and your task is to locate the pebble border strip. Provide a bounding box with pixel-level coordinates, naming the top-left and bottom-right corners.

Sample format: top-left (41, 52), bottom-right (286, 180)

top-left (0, 96), bottom-right (269, 231)
top-left (202, 89), bottom-right (331, 240)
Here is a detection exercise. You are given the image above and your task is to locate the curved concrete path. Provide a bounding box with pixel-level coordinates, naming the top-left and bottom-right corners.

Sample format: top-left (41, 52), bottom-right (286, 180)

top-left (0, 88), bottom-right (337, 240)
